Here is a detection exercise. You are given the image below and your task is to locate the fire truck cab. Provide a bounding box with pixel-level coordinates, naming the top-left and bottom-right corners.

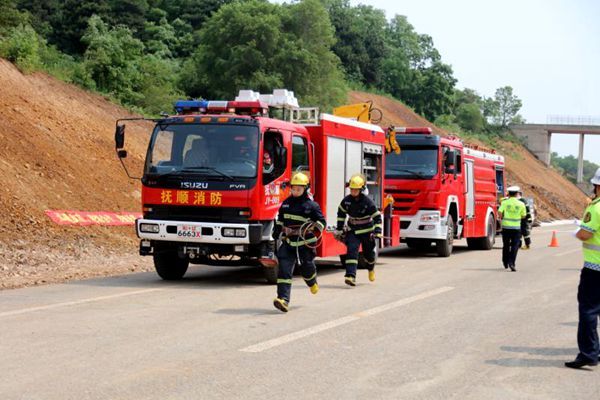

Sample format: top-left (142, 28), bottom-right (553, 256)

top-left (384, 127), bottom-right (505, 257)
top-left (115, 90), bottom-right (400, 282)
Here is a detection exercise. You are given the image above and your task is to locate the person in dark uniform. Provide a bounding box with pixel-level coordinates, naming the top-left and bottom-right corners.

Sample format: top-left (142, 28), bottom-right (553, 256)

top-left (498, 185), bottom-right (526, 271)
top-left (271, 172), bottom-right (325, 312)
top-left (565, 168), bottom-right (600, 369)
top-left (335, 174), bottom-right (382, 286)
top-left (517, 190), bottom-right (533, 249)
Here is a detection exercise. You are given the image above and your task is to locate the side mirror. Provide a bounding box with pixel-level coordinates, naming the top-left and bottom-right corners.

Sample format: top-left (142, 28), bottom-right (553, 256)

top-left (117, 149), bottom-right (128, 159)
top-left (444, 150), bottom-right (456, 173)
top-left (275, 147), bottom-right (287, 170)
top-left (115, 125), bottom-right (125, 149)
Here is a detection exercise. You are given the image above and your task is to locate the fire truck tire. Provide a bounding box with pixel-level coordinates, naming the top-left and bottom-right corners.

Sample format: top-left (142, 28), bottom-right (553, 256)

top-left (263, 266), bottom-right (278, 285)
top-left (436, 217), bottom-right (454, 257)
top-left (153, 251), bottom-right (189, 280)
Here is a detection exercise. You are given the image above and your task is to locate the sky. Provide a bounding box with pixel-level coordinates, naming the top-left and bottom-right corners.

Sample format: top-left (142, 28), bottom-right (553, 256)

top-left (344, 0), bottom-right (600, 163)
top-left (273, 0), bottom-right (600, 164)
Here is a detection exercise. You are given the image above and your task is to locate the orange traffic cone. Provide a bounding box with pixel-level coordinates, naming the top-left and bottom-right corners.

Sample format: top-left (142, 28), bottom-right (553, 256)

top-left (548, 230), bottom-right (559, 247)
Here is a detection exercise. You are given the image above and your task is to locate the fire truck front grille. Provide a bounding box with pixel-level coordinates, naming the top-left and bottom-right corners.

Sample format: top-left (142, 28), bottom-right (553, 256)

top-left (144, 205), bottom-right (250, 223)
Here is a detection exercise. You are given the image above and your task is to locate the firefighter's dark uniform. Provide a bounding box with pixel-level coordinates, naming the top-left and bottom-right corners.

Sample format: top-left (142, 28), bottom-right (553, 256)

top-left (518, 197), bottom-right (533, 248)
top-left (272, 192), bottom-right (326, 304)
top-left (337, 193), bottom-right (382, 279)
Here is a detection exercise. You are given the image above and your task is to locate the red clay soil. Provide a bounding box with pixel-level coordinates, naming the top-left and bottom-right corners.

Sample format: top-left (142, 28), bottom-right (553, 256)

top-left (0, 62), bottom-right (588, 289)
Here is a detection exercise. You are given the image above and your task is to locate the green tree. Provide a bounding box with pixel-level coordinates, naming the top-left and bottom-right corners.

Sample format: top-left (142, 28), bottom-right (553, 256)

top-left (184, 0), bottom-right (346, 110)
top-left (1, 0), bottom-right (30, 35)
top-left (455, 102), bottom-right (484, 132)
top-left (81, 15), bottom-right (144, 104)
top-left (484, 86), bottom-right (523, 128)
top-left (324, 0), bottom-right (388, 85)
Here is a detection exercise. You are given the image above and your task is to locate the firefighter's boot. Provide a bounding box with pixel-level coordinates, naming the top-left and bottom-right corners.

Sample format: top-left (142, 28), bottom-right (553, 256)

top-left (368, 269), bottom-right (375, 282)
top-left (309, 283), bottom-right (319, 294)
top-left (273, 298), bottom-right (289, 313)
top-left (344, 275), bottom-right (356, 286)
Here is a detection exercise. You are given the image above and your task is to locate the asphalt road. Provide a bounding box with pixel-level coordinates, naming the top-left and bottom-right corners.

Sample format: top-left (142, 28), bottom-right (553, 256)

top-left (1, 224), bottom-right (598, 400)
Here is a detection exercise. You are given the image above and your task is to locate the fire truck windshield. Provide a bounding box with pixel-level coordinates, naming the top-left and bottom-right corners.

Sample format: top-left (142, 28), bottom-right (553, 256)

top-left (385, 147), bottom-right (438, 179)
top-left (145, 123), bottom-right (260, 179)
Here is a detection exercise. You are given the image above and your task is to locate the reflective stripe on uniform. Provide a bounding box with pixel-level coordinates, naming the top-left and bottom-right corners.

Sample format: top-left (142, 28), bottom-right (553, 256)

top-left (584, 261), bottom-right (600, 271)
top-left (583, 243), bottom-right (600, 252)
top-left (276, 221), bottom-right (284, 225)
top-left (371, 211), bottom-right (381, 218)
top-left (581, 224), bottom-right (596, 233)
top-left (502, 226), bottom-right (521, 230)
top-left (337, 217), bottom-right (346, 222)
top-left (338, 205), bottom-right (347, 213)
top-left (285, 237), bottom-right (318, 247)
top-left (277, 279), bottom-right (292, 284)
top-left (503, 218), bottom-right (521, 222)
top-left (303, 272), bottom-right (317, 281)
top-left (315, 221), bottom-right (325, 230)
top-left (345, 259), bottom-right (358, 265)
top-left (284, 213), bottom-right (309, 222)
top-left (354, 226), bottom-right (375, 235)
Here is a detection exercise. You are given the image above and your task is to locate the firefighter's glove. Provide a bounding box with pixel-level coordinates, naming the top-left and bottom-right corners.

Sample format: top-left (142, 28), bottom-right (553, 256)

top-left (370, 232), bottom-right (383, 240)
top-left (333, 230), bottom-right (344, 241)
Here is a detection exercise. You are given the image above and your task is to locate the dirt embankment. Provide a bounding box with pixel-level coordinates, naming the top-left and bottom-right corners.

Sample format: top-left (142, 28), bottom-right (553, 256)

top-left (0, 62), bottom-right (588, 289)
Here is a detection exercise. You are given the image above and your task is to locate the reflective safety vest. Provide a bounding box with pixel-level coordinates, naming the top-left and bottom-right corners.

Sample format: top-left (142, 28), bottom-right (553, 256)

top-left (581, 197), bottom-right (600, 271)
top-left (499, 197), bottom-right (526, 230)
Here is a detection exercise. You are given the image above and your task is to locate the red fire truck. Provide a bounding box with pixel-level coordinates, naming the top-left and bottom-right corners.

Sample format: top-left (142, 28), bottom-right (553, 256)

top-left (114, 90), bottom-right (400, 282)
top-left (384, 127), bottom-right (505, 257)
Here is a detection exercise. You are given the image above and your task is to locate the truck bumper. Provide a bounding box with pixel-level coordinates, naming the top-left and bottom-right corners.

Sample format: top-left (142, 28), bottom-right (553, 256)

top-left (400, 211), bottom-right (448, 241)
top-left (136, 219), bottom-right (263, 245)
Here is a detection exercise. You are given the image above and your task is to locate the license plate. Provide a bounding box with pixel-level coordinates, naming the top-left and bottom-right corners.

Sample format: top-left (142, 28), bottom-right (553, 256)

top-left (177, 225), bottom-right (201, 238)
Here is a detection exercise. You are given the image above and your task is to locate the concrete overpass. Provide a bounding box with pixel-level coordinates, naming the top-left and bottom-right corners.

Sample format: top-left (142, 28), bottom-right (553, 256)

top-left (510, 123), bottom-right (600, 183)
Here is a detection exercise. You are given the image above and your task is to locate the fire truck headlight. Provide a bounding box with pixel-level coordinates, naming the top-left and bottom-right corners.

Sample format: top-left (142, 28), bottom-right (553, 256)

top-left (222, 228), bottom-right (236, 237)
top-left (140, 223), bottom-right (160, 233)
top-left (235, 228), bottom-right (246, 237)
top-left (419, 212), bottom-right (440, 223)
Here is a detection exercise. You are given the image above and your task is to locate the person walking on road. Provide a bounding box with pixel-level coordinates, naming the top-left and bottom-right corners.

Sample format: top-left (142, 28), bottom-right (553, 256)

top-left (517, 190), bottom-right (533, 249)
top-left (498, 186), bottom-right (526, 271)
top-left (271, 172), bottom-right (326, 313)
top-left (334, 174), bottom-right (382, 286)
top-left (565, 168), bottom-right (600, 369)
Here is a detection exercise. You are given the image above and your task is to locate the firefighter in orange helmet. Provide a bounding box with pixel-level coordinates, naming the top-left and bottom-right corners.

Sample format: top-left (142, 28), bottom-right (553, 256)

top-left (335, 174), bottom-right (382, 286)
top-left (271, 172), bottom-right (326, 312)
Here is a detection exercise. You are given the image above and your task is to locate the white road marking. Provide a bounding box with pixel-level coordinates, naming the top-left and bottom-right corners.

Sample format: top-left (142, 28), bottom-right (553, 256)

top-left (240, 286), bottom-right (454, 353)
top-left (0, 288), bottom-right (164, 318)
top-left (555, 248), bottom-right (581, 257)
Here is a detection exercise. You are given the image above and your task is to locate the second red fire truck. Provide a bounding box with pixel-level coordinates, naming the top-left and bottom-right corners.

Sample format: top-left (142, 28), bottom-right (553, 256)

top-left (384, 127), bottom-right (505, 257)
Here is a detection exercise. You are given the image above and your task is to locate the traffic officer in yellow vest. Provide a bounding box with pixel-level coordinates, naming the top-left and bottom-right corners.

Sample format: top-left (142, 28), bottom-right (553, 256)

top-left (565, 168), bottom-right (600, 369)
top-left (498, 186), bottom-right (526, 271)
top-left (271, 172), bottom-right (326, 313)
top-left (335, 174), bottom-right (382, 286)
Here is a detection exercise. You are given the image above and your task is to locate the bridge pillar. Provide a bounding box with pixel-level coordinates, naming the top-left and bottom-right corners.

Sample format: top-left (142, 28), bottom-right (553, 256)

top-left (577, 133), bottom-right (585, 183)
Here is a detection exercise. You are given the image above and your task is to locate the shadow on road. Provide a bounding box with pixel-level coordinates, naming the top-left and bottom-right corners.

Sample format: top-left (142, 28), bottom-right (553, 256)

top-left (486, 345), bottom-right (579, 368)
top-left (485, 358), bottom-right (566, 368)
top-left (214, 307), bottom-right (283, 316)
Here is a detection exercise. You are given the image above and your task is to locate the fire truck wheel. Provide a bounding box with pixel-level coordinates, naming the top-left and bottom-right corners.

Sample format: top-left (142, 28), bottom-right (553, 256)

top-left (436, 217), bottom-right (454, 257)
top-left (153, 251), bottom-right (189, 280)
top-left (263, 266), bottom-right (278, 285)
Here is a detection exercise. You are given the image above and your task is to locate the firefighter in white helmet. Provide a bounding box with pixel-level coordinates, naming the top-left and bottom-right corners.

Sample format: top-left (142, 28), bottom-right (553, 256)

top-left (335, 174), bottom-right (382, 286)
top-left (271, 172), bottom-right (326, 312)
top-left (566, 168), bottom-right (600, 368)
top-left (498, 185), bottom-right (526, 271)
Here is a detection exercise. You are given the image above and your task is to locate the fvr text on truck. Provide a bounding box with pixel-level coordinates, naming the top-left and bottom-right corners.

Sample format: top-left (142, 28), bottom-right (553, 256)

top-left (384, 127), bottom-right (505, 257)
top-left (114, 90), bottom-right (400, 283)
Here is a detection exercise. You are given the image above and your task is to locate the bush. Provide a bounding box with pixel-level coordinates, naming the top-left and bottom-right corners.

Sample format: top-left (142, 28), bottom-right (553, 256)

top-left (0, 24), bottom-right (41, 72)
